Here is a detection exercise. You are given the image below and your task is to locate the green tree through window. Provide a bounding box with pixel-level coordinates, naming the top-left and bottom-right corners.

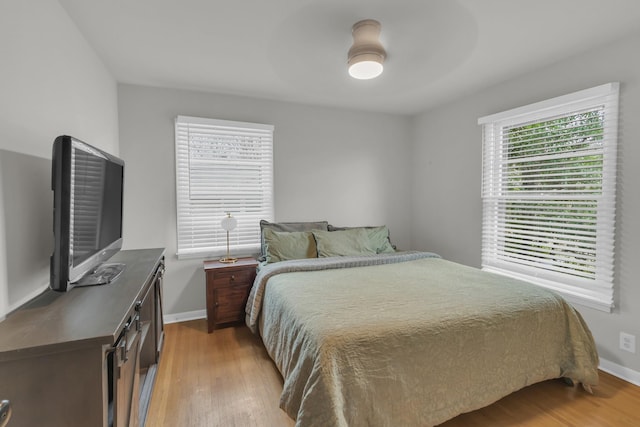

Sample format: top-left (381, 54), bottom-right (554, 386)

top-left (479, 83), bottom-right (618, 311)
top-left (502, 109), bottom-right (604, 279)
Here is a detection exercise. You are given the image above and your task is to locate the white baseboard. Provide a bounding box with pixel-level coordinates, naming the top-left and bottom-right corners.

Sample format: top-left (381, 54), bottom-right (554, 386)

top-left (599, 358), bottom-right (640, 386)
top-left (163, 309), bottom-right (206, 324)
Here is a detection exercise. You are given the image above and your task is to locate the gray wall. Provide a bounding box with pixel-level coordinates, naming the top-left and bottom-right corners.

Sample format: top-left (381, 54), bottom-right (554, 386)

top-left (117, 85), bottom-right (412, 316)
top-left (0, 0), bottom-right (118, 317)
top-left (411, 31), bottom-right (640, 372)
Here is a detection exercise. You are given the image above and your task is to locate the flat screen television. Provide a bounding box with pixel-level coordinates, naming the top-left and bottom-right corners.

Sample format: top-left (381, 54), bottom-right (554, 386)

top-left (50, 135), bottom-right (125, 292)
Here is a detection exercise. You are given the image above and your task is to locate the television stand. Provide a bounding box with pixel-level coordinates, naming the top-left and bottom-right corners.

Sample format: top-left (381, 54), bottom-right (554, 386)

top-left (74, 262), bottom-right (126, 287)
top-left (0, 248), bottom-right (165, 427)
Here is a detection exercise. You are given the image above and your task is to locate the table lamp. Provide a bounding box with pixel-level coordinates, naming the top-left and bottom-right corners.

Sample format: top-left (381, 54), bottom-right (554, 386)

top-left (220, 212), bottom-right (238, 263)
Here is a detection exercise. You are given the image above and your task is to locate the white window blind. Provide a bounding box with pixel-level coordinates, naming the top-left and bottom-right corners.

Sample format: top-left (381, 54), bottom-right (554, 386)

top-left (175, 116), bottom-right (274, 259)
top-left (478, 83), bottom-right (619, 311)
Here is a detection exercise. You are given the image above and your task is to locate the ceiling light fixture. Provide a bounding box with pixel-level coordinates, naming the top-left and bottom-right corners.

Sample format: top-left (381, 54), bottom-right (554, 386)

top-left (347, 19), bottom-right (386, 80)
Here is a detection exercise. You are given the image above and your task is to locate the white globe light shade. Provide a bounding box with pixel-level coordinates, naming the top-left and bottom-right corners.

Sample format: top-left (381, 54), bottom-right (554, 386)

top-left (220, 215), bottom-right (237, 231)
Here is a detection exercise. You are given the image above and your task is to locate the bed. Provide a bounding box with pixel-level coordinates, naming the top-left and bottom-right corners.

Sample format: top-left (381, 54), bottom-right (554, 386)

top-left (245, 224), bottom-right (599, 427)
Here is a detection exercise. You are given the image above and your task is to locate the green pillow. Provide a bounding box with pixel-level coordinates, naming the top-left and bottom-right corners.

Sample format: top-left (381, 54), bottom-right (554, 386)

top-left (362, 226), bottom-right (395, 253)
top-left (259, 220), bottom-right (329, 261)
top-left (263, 228), bottom-right (317, 264)
top-left (327, 225), bottom-right (395, 253)
top-left (312, 229), bottom-right (377, 257)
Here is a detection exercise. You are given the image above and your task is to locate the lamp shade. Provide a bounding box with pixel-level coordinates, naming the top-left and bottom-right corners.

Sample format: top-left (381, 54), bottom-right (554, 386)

top-left (220, 213), bottom-right (237, 231)
top-left (348, 19), bottom-right (386, 80)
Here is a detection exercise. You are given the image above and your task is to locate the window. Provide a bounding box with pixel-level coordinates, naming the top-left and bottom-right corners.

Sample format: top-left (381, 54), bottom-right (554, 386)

top-left (175, 116), bottom-right (274, 259)
top-left (478, 83), bottom-right (619, 311)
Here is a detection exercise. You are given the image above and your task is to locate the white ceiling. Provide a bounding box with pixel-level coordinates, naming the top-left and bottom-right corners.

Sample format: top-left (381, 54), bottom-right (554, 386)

top-left (58, 0), bottom-right (640, 115)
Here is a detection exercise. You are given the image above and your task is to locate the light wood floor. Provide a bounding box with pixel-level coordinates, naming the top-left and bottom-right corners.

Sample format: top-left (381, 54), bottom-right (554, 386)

top-left (147, 320), bottom-right (640, 426)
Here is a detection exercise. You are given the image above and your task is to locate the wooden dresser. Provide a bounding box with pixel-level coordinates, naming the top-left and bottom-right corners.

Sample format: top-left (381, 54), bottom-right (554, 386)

top-left (0, 248), bottom-right (165, 427)
top-left (203, 257), bottom-right (258, 333)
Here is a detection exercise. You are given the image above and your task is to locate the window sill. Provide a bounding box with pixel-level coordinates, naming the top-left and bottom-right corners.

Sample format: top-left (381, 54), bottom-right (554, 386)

top-left (177, 247), bottom-right (259, 261)
top-left (482, 266), bottom-right (614, 313)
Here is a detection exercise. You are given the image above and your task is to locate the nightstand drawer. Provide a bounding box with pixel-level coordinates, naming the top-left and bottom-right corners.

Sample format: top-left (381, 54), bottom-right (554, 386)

top-left (215, 285), bottom-right (250, 322)
top-left (212, 270), bottom-right (253, 288)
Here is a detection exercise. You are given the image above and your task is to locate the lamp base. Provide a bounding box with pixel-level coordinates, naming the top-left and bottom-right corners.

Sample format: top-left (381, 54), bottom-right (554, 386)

top-left (219, 257), bottom-right (238, 264)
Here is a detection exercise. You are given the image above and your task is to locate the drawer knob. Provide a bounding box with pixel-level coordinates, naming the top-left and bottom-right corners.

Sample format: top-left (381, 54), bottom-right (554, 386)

top-left (230, 275), bottom-right (235, 281)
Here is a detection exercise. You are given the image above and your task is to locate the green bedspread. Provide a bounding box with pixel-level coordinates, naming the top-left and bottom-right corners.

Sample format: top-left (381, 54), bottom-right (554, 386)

top-left (246, 254), bottom-right (599, 427)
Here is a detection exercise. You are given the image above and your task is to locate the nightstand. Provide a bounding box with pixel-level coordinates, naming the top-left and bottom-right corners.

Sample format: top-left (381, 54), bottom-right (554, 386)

top-left (203, 257), bottom-right (258, 333)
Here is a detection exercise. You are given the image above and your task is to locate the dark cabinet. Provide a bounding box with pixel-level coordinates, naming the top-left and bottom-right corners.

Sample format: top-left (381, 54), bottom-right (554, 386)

top-left (0, 249), bottom-right (165, 427)
top-left (112, 317), bottom-right (141, 427)
top-left (136, 261), bottom-right (164, 427)
top-left (203, 258), bottom-right (258, 333)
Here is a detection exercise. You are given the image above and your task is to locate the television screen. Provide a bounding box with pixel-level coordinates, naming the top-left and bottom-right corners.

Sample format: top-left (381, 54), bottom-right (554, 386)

top-left (50, 135), bottom-right (124, 291)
